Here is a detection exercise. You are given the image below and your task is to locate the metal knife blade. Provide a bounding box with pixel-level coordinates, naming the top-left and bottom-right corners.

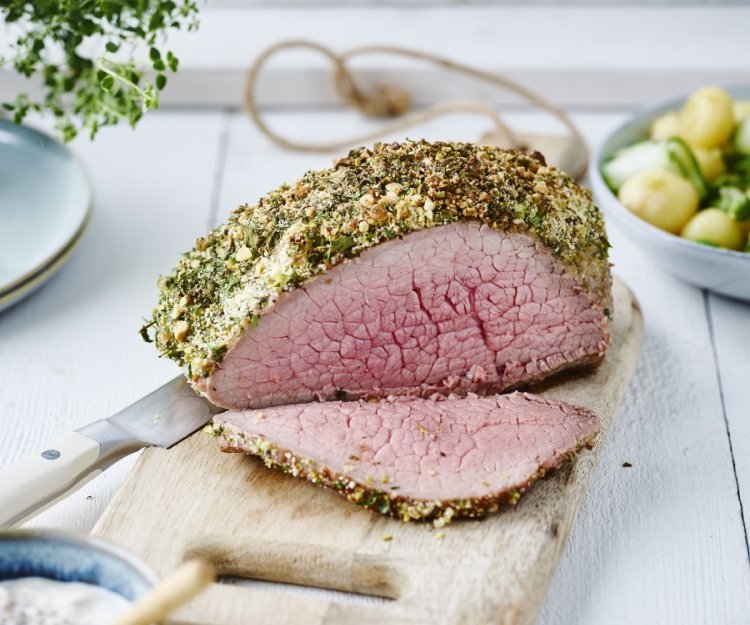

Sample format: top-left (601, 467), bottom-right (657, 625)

top-left (83, 376), bottom-right (222, 449)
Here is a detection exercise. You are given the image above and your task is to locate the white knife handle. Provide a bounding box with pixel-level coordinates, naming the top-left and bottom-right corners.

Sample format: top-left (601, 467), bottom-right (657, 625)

top-left (0, 432), bottom-right (102, 528)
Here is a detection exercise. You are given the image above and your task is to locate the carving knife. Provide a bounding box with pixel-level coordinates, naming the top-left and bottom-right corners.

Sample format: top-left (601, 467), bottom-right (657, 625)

top-left (0, 377), bottom-right (221, 528)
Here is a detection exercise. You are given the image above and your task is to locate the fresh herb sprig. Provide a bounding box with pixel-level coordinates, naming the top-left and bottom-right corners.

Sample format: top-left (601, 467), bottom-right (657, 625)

top-left (1, 1), bottom-right (200, 141)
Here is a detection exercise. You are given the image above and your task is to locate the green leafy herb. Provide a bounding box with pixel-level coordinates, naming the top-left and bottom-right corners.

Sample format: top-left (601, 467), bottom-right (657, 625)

top-left (666, 137), bottom-right (710, 201)
top-left (330, 235), bottom-right (356, 257)
top-left (139, 319), bottom-right (155, 343)
top-left (378, 499), bottom-right (391, 515)
top-left (1, 1), bottom-right (200, 141)
top-left (716, 186), bottom-right (750, 222)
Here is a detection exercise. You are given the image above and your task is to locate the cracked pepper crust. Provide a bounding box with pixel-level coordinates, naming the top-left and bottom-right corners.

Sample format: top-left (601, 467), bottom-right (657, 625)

top-left (145, 140), bottom-right (612, 380)
top-left (209, 418), bottom-right (598, 524)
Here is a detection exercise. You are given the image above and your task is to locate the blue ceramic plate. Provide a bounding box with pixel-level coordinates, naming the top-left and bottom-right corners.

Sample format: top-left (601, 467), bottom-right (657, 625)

top-left (0, 120), bottom-right (92, 312)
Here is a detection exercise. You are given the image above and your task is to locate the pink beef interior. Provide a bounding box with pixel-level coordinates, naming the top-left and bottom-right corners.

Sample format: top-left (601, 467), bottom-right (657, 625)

top-left (204, 221), bottom-right (609, 410)
top-left (217, 392), bottom-right (600, 503)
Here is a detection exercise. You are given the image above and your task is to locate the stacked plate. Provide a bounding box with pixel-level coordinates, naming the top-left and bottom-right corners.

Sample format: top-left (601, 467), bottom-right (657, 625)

top-left (0, 120), bottom-right (92, 312)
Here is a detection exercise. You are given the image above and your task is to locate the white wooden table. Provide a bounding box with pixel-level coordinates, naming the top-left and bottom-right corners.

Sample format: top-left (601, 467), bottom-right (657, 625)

top-left (1, 106), bottom-right (748, 624)
top-left (1, 6), bottom-right (749, 623)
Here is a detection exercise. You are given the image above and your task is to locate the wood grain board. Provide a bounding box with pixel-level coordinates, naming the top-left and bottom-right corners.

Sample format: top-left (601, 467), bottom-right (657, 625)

top-left (93, 277), bottom-right (642, 625)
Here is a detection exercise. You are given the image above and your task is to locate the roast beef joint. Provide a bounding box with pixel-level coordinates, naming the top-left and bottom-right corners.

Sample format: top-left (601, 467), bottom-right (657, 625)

top-left (145, 140), bottom-right (612, 522)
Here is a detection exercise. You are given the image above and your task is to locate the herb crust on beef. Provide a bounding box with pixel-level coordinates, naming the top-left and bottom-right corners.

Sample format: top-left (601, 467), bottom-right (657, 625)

top-left (145, 140), bottom-right (611, 380)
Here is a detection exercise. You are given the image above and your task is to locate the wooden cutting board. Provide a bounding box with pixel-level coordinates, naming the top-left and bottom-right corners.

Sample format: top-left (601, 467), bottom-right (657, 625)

top-left (93, 278), bottom-right (643, 625)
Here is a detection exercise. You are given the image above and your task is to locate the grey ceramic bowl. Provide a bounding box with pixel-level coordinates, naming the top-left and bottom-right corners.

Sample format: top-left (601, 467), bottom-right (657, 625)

top-left (589, 85), bottom-right (750, 301)
top-left (0, 529), bottom-right (158, 602)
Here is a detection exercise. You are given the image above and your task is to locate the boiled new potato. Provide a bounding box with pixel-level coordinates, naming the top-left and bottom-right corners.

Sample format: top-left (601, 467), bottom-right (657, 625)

top-left (735, 117), bottom-right (750, 155)
top-left (679, 86), bottom-right (735, 149)
top-left (681, 208), bottom-right (745, 250)
top-left (618, 169), bottom-right (699, 234)
top-left (692, 147), bottom-right (726, 182)
top-left (735, 100), bottom-right (750, 122)
top-left (650, 111), bottom-right (682, 141)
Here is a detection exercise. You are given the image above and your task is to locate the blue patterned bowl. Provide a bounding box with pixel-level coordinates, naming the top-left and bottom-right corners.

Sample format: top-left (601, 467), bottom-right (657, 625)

top-left (0, 529), bottom-right (158, 602)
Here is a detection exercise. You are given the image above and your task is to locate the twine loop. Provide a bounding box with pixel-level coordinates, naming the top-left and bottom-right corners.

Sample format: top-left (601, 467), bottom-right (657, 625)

top-left (245, 40), bottom-right (588, 179)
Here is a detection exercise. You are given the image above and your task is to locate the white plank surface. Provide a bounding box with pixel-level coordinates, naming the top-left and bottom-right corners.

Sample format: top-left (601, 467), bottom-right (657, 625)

top-left (1, 105), bottom-right (748, 624)
top-left (707, 293), bottom-right (750, 560)
top-left (211, 1), bottom-right (744, 6)
top-left (162, 7), bottom-right (750, 72)
top-left (2, 7), bottom-right (750, 107)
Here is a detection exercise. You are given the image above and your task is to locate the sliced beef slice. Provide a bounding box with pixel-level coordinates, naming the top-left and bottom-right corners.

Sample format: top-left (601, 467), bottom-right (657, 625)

top-left (212, 392), bottom-right (600, 523)
top-left (202, 221), bottom-right (610, 409)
